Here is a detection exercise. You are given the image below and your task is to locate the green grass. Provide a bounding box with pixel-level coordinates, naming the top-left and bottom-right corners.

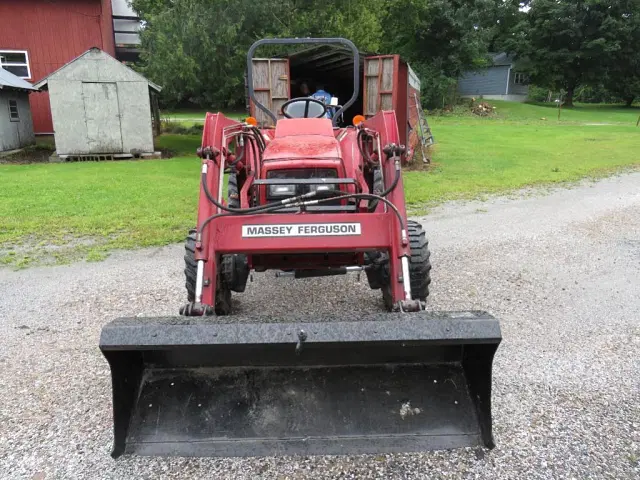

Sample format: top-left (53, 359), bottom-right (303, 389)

top-left (160, 109), bottom-right (246, 126)
top-left (403, 123), bottom-right (639, 206)
top-left (435, 100), bottom-right (640, 126)
top-left (1, 102), bottom-right (639, 268)
top-left (156, 134), bottom-right (202, 156)
top-left (0, 155), bottom-right (200, 267)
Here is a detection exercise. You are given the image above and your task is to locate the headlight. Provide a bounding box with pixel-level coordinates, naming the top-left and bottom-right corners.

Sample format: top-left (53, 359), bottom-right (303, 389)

top-left (310, 184), bottom-right (335, 193)
top-left (269, 184), bottom-right (296, 197)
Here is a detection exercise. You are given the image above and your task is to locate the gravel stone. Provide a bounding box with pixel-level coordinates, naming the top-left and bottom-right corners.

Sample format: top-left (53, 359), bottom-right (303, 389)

top-left (1, 172), bottom-right (639, 479)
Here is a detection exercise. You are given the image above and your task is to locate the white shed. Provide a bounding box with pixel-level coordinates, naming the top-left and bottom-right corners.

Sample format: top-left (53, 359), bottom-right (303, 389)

top-left (0, 68), bottom-right (37, 152)
top-left (34, 48), bottom-right (162, 160)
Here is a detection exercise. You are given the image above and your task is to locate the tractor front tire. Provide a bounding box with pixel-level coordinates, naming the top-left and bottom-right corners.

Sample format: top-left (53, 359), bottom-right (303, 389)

top-left (366, 220), bottom-right (432, 309)
top-left (184, 229), bottom-right (232, 315)
top-left (406, 220), bottom-right (432, 301)
top-left (228, 173), bottom-right (240, 208)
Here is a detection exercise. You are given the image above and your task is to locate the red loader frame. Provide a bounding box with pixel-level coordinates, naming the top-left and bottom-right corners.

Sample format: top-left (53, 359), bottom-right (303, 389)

top-left (184, 38), bottom-right (421, 315)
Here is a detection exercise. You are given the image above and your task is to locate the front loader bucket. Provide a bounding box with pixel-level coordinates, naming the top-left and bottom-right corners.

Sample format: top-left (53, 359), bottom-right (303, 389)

top-left (99, 311), bottom-right (501, 458)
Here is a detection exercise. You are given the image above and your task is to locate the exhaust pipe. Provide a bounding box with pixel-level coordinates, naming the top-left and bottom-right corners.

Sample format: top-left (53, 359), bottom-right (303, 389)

top-left (100, 311), bottom-right (501, 458)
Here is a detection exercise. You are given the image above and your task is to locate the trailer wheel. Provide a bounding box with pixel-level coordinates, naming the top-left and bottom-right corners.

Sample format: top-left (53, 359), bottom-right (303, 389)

top-left (184, 229), bottom-right (232, 315)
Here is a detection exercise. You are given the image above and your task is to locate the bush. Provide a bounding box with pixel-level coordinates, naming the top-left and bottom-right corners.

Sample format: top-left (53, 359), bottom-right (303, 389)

top-left (574, 85), bottom-right (623, 104)
top-left (186, 125), bottom-right (203, 135)
top-left (160, 117), bottom-right (188, 134)
top-left (159, 118), bottom-right (203, 136)
top-left (527, 85), bottom-right (553, 102)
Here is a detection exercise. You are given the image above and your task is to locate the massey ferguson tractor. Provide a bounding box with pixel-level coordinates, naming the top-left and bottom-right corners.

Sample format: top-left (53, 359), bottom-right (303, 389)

top-left (99, 38), bottom-right (502, 459)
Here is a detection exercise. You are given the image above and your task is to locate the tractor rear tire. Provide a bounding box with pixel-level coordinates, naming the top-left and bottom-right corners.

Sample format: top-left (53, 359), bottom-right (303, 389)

top-left (184, 229), bottom-right (232, 315)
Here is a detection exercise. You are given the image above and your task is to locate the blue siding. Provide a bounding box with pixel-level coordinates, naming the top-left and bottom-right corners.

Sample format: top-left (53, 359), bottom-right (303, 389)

top-left (507, 73), bottom-right (529, 96)
top-left (457, 66), bottom-right (509, 96)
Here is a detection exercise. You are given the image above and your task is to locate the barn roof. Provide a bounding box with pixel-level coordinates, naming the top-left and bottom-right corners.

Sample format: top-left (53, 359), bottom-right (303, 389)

top-left (33, 47), bottom-right (161, 93)
top-left (0, 68), bottom-right (38, 92)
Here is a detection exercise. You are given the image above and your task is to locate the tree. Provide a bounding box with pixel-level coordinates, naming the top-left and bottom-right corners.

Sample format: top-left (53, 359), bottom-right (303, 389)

top-left (506, 0), bottom-right (634, 107)
top-left (486, 0), bottom-right (529, 52)
top-left (602, 0), bottom-right (640, 106)
top-left (131, 0), bottom-right (384, 108)
top-left (382, 0), bottom-right (500, 108)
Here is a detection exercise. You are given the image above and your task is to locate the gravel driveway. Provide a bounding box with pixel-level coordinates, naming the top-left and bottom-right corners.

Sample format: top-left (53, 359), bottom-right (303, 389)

top-left (1, 173), bottom-right (639, 479)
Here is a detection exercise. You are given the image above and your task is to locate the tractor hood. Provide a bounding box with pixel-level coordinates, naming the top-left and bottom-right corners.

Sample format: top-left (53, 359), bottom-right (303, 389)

top-left (263, 118), bottom-right (342, 161)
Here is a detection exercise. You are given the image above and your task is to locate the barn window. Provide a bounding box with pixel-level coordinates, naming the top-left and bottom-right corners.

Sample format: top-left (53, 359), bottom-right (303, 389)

top-left (513, 72), bottom-right (529, 85)
top-left (0, 50), bottom-right (31, 79)
top-left (9, 100), bottom-right (20, 121)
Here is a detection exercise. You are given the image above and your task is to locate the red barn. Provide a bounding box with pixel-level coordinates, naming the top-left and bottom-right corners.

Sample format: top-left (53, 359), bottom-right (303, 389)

top-left (0, 0), bottom-right (116, 134)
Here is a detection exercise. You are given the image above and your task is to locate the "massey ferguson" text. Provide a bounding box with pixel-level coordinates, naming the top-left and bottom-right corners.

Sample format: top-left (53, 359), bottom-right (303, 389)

top-left (242, 223), bottom-right (361, 237)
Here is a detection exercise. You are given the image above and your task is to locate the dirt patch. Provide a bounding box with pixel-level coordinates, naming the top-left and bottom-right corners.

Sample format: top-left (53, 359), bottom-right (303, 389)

top-left (157, 147), bottom-right (178, 159)
top-left (0, 145), bottom-right (55, 164)
top-left (0, 235), bottom-right (110, 269)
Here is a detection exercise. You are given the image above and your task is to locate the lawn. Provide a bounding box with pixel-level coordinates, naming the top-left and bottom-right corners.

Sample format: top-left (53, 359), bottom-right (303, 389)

top-left (437, 100), bottom-right (640, 126)
top-left (1, 102), bottom-right (639, 267)
top-left (160, 109), bottom-right (246, 126)
top-left (403, 122), bottom-right (639, 206)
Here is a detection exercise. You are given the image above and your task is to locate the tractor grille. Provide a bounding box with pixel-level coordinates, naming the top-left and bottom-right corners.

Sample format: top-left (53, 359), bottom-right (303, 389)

top-left (264, 168), bottom-right (340, 200)
top-left (253, 169), bottom-right (357, 212)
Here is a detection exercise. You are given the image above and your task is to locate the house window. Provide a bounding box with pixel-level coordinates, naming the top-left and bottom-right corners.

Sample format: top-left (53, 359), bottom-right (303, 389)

top-left (9, 100), bottom-right (20, 121)
top-left (513, 72), bottom-right (529, 85)
top-left (0, 50), bottom-right (31, 79)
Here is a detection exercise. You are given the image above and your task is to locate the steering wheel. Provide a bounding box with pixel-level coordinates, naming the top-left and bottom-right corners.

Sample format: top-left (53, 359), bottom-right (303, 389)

top-left (281, 97), bottom-right (328, 119)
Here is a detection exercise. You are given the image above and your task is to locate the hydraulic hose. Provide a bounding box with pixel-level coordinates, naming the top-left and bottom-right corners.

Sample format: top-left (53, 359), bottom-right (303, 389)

top-left (379, 163), bottom-right (401, 198)
top-left (357, 129), bottom-right (374, 163)
top-left (316, 191), bottom-right (405, 231)
top-left (201, 168), bottom-right (318, 215)
top-left (249, 126), bottom-right (266, 152)
top-left (226, 136), bottom-right (246, 168)
top-left (197, 190), bottom-right (406, 239)
top-left (357, 130), bottom-right (402, 198)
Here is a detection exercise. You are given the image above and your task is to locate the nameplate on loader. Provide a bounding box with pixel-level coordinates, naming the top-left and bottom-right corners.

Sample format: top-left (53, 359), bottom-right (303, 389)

top-left (242, 223), bottom-right (361, 238)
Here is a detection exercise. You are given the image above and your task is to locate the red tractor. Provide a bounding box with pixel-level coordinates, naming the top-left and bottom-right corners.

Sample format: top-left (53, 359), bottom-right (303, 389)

top-left (100, 38), bottom-right (501, 459)
top-left (183, 38), bottom-right (429, 316)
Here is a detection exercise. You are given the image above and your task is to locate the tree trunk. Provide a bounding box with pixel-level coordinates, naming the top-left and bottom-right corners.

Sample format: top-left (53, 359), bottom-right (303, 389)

top-left (564, 86), bottom-right (574, 107)
top-left (625, 96), bottom-right (635, 107)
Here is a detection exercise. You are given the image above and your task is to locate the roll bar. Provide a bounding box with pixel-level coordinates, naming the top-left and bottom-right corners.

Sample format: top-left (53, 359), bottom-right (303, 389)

top-left (246, 37), bottom-right (360, 127)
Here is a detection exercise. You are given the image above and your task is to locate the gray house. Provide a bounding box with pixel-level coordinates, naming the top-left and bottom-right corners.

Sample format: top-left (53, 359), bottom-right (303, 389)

top-left (0, 68), bottom-right (36, 152)
top-left (34, 48), bottom-right (161, 160)
top-left (458, 53), bottom-right (529, 102)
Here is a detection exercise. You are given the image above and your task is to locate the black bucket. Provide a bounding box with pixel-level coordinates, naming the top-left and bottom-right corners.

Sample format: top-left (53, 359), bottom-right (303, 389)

top-left (99, 311), bottom-right (501, 458)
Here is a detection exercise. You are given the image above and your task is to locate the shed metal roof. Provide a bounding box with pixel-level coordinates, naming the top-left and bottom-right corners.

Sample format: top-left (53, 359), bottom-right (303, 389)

top-left (0, 68), bottom-right (38, 92)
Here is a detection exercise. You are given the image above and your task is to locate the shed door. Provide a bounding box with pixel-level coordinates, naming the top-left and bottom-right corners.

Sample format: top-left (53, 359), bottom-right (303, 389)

top-left (82, 82), bottom-right (123, 153)
top-left (249, 59), bottom-right (290, 126)
top-left (363, 56), bottom-right (396, 117)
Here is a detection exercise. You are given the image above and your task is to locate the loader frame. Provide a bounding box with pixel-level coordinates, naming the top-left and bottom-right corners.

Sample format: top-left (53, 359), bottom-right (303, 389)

top-left (188, 38), bottom-right (419, 314)
top-left (192, 110), bottom-right (417, 313)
